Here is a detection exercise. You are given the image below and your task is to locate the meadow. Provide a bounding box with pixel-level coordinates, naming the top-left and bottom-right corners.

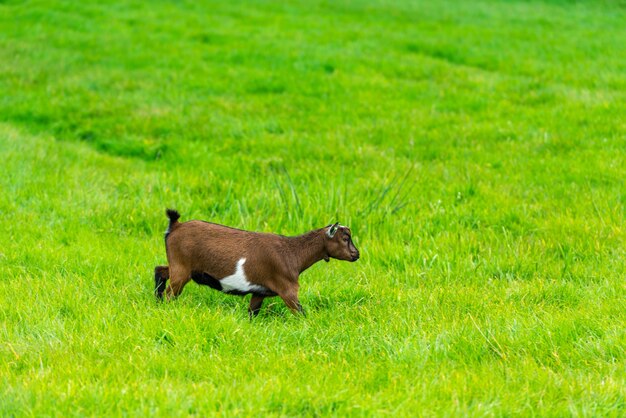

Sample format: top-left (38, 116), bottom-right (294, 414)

top-left (1, 0), bottom-right (625, 415)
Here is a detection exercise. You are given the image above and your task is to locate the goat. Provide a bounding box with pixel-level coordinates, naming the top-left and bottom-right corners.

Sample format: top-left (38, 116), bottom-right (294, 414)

top-left (154, 209), bottom-right (360, 317)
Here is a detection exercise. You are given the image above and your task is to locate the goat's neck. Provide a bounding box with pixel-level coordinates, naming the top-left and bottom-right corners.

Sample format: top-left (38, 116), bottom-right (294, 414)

top-left (288, 229), bottom-right (327, 274)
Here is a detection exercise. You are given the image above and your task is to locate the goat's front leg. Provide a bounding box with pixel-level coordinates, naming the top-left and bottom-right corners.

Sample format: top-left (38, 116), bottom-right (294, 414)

top-left (277, 283), bottom-right (305, 316)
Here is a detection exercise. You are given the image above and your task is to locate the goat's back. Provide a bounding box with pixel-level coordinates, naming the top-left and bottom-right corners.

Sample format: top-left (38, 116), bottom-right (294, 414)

top-left (165, 220), bottom-right (285, 280)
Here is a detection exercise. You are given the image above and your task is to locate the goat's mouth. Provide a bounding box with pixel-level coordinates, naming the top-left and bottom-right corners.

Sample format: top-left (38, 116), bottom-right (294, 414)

top-left (350, 254), bottom-right (360, 262)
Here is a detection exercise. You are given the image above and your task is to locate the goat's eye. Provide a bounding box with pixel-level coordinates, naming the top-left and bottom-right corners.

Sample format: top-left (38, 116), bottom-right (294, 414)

top-left (343, 236), bottom-right (349, 242)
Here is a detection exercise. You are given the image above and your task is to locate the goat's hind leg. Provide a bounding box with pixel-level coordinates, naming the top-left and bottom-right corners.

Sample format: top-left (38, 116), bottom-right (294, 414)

top-left (166, 265), bottom-right (192, 300)
top-left (154, 266), bottom-right (169, 300)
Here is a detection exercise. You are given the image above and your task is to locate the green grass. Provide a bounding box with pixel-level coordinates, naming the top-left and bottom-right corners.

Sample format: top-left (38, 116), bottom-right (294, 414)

top-left (1, 0), bottom-right (626, 415)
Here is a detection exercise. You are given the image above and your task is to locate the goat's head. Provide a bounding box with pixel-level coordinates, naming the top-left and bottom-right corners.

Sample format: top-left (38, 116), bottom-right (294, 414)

top-left (324, 223), bottom-right (360, 262)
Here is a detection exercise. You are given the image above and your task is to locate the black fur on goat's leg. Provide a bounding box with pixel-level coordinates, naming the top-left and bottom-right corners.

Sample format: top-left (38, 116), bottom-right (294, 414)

top-left (154, 266), bottom-right (169, 299)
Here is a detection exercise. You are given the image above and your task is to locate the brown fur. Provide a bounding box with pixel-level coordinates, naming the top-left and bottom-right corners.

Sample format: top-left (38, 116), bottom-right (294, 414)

top-left (155, 210), bottom-right (359, 317)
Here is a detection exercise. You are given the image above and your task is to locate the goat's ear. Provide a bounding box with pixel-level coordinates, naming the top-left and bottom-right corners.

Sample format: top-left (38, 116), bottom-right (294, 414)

top-left (326, 222), bottom-right (340, 238)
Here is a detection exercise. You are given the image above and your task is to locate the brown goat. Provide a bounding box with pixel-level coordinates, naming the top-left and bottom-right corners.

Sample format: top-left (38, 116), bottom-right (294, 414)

top-left (154, 209), bottom-right (359, 317)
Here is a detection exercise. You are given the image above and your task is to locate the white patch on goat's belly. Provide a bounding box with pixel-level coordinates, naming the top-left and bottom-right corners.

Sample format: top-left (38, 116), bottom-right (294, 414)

top-left (220, 258), bottom-right (270, 294)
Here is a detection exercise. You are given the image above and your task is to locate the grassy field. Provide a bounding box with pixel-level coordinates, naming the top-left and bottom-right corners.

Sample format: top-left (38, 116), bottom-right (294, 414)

top-left (1, 0), bottom-right (626, 415)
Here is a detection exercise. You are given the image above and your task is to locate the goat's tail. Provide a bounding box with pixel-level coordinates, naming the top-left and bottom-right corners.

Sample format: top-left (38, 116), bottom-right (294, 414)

top-left (166, 208), bottom-right (181, 225)
top-left (165, 209), bottom-right (181, 239)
